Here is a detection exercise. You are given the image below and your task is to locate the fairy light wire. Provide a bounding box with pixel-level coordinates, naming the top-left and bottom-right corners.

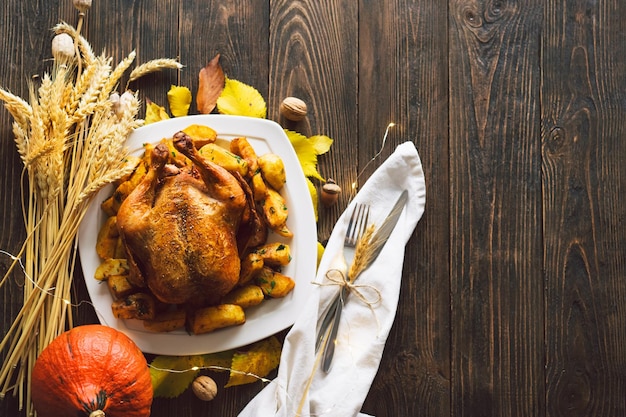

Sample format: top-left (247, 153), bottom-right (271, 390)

top-left (0, 121), bottom-right (399, 413)
top-left (350, 122), bottom-right (396, 194)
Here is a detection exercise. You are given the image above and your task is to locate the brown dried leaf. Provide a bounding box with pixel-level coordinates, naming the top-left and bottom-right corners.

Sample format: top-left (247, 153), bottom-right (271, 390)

top-left (197, 54), bottom-right (225, 114)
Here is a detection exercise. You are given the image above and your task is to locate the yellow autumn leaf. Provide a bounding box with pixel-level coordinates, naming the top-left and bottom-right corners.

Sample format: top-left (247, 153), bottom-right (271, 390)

top-left (307, 177), bottom-right (319, 221)
top-left (317, 241), bottom-right (325, 268)
top-left (150, 351), bottom-right (232, 398)
top-left (167, 85), bottom-right (192, 117)
top-left (145, 100), bottom-right (170, 125)
top-left (150, 355), bottom-right (202, 398)
top-left (284, 130), bottom-right (324, 181)
top-left (309, 135), bottom-right (333, 155)
top-left (217, 78), bottom-right (267, 118)
top-left (225, 336), bottom-right (281, 387)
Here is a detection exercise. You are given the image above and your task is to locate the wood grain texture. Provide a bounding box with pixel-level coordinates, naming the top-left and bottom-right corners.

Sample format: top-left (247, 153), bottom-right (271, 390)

top-left (180, 0), bottom-right (269, 108)
top-left (542, 0), bottom-right (626, 415)
top-left (358, 1), bottom-right (451, 416)
top-left (2, 0), bottom-right (626, 416)
top-left (268, 0), bottom-right (359, 240)
top-left (449, 0), bottom-right (544, 416)
top-left (0, 3), bottom-right (65, 416)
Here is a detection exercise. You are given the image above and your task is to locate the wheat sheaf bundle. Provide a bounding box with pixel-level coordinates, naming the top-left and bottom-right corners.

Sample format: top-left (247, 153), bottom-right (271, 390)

top-left (0, 14), bottom-right (181, 414)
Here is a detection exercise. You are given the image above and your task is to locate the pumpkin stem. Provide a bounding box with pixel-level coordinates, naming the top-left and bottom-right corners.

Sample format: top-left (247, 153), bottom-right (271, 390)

top-left (89, 411), bottom-right (105, 417)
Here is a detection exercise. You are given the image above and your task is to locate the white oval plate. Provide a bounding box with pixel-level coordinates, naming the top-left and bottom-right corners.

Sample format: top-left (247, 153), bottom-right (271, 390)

top-left (78, 115), bottom-right (317, 355)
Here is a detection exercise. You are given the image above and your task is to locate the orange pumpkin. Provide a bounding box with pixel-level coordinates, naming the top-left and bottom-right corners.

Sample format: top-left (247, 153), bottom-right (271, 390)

top-left (31, 324), bottom-right (153, 417)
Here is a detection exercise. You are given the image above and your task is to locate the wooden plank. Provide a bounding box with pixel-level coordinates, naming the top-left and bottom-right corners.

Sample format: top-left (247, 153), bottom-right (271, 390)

top-left (180, 0), bottom-right (270, 108)
top-left (267, 0), bottom-right (359, 239)
top-left (448, 1), bottom-right (544, 416)
top-left (151, 1), bottom-right (272, 415)
top-left (358, 0), bottom-right (451, 416)
top-left (542, 0), bottom-right (626, 415)
top-left (0, 3), bottom-right (66, 416)
top-left (85, 0), bottom-right (180, 111)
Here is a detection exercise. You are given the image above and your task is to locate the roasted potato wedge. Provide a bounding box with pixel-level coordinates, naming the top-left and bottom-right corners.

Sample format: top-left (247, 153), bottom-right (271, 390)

top-left (221, 285), bottom-right (265, 308)
top-left (106, 274), bottom-right (137, 299)
top-left (100, 195), bottom-right (118, 217)
top-left (111, 293), bottom-right (156, 320)
top-left (238, 252), bottom-right (264, 286)
top-left (198, 143), bottom-right (248, 176)
top-left (188, 304), bottom-right (246, 334)
top-left (258, 153), bottom-right (286, 190)
top-left (182, 124), bottom-right (217, 148)
top-left (251, 171), bottom-right (269, 202)
top-left (94, 258), bottom-right (129, 281)
top-left (143, 309), bottom-right (187, 332)
top-left (255, 242), bottom-right (291, 267)
top-left (96, 216), bottom-right (120, 259)
top-left (230, 137), bottom-right (258, 176)
top-left (255, 267), bottom-right (295, 298)
top-left (113, 237), bottom-right (126, 259)
top-left (261, 188), bottom-right (293, 237)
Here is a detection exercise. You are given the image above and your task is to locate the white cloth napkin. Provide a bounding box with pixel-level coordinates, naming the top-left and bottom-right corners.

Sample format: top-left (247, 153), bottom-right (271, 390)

top-left (238, 141), bottom-right (426, 417)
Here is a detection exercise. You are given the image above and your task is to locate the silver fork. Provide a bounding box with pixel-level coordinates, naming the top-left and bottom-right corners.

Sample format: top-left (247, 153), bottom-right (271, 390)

top-left (317, 203), bottom-right (370, 372)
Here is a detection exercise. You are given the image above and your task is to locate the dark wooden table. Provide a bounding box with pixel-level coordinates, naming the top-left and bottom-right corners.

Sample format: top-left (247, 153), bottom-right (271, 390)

top-left (2, 1), bottom-right (626, 416)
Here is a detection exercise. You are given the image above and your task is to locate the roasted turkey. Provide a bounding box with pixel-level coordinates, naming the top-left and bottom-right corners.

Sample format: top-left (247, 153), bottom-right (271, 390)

top-left (116, 132), bottom-right (248, 305)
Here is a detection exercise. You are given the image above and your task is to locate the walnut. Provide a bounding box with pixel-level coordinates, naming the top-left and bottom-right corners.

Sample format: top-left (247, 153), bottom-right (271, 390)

top-left (280, 97), bottom-right (308, 121)
top-left (192, 375), bottom-right (218, 401)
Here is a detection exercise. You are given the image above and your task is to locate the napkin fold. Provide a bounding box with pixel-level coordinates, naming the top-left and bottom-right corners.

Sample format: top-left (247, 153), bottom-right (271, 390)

top-left (238, 141), bottom-right (426, 417)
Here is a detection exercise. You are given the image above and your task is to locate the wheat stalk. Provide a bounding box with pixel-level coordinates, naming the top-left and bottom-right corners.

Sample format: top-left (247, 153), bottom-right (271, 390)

top-left (348, 225), bottom-right (376, 281)
top-left (99, 50), bottom-right (136, 101)
top-left (127, 58), bottom-right (183, 84)
top-left (0, 19), bottom-right (179, 415)
top-left (0, 88), bottom-right (32, 129)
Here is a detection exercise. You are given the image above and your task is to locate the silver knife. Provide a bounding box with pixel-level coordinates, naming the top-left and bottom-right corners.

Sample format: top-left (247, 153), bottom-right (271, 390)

top-left (320, 189), bottom-right (409, 372)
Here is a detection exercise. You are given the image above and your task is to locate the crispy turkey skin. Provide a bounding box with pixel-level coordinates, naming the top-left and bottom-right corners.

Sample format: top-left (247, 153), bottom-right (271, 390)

top-left (116, 132), bottom-right (247, 305)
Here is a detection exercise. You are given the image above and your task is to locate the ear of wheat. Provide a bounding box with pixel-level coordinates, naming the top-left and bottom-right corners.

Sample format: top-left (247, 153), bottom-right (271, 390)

top-left (0, 21), bottom-right (180, 414)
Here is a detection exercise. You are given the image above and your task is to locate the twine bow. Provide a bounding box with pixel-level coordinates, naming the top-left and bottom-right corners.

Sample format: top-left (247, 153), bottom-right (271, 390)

top-left (318, 268), bottom-right (382, 308)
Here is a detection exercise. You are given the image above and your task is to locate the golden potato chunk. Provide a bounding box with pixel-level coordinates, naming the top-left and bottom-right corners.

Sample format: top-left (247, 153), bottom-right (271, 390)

top-left (94, 258), bottom-right (129, 281)
top-left (221, 285), bottom-right (265, 308)
top-left (255, 242), bottom-right (291, 267)
top-left (255, 267), bottom-right (295, 298)
top-left (258, 153), bottom-right (286, 190)
top-left (238, 252), bottom-right (264, 286)
top-left (261, 188), bottom-right (293, 237)
top-left (182, 124), bottom-right (217, 148)
top-left (96, 216), bottom-right (120, 260)
top-left (188, 304), bottom-right (246, 335)
top-left (230, 137), bottom-right (258, 176)
top-left (106, 274), bottom-right (137, 299)
top-left (198, 143), bottom-right (248, 176)
top-left (111, 293), bottom-right (156, 320)
top-left (143, 309), bottom-right (187, 332)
